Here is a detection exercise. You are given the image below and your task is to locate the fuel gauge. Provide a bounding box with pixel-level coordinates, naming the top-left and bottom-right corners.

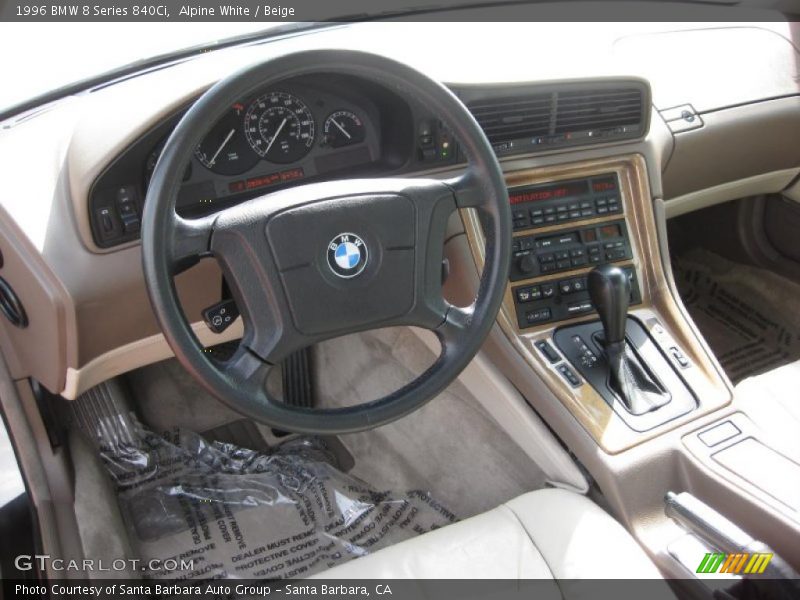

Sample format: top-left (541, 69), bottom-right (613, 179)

top-left (323, 110), bottom-right (366, 148)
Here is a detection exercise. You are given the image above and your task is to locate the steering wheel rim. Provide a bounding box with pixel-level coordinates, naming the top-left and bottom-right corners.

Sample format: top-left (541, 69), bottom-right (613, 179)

top-left (142, 49), bottom-right (510, 434)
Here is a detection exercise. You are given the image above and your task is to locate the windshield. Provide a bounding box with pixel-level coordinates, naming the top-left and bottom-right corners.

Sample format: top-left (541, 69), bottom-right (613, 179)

top-left (0, 22), bottom-right (284, 113)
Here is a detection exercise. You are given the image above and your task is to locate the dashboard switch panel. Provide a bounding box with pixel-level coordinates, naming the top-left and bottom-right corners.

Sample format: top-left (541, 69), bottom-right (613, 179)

top-left (513, 265), bottom-right (641, 329)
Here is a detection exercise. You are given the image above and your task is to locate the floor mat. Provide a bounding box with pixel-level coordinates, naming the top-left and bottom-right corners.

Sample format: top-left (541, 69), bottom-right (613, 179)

top-left (672, 248), bottom-right (800, 384)
top-left (94, 417), bottom-right (457, 580)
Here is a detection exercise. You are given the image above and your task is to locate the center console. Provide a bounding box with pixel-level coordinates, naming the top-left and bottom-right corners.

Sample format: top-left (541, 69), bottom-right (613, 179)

top-left (461, 155), bottom-right (732, 453)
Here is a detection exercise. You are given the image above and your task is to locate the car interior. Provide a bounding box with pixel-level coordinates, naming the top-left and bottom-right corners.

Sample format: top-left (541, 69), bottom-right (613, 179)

top-left (1, 14), bottom-right (799, 597)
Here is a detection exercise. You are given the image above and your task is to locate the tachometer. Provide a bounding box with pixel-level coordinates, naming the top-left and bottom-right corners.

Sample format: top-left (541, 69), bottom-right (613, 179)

top-left (194, 103), bottom-right (259, 175)
top-left (323, 110), bottom-right (366, 148)
top-left (244, 92), bottom-right (315, 164)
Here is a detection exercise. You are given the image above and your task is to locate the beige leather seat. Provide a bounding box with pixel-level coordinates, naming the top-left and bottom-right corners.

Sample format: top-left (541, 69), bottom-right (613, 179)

top-left (316, 488), bottom-right (666, 579)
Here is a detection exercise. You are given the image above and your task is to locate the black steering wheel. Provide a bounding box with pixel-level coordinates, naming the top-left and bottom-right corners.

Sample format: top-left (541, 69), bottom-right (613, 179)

top-left (142, 50), bottom-right (510, 434)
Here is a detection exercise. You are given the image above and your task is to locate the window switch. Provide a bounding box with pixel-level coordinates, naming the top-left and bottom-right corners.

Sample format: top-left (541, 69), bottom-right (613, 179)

top-left (535, 340), bottom-right (560, 364)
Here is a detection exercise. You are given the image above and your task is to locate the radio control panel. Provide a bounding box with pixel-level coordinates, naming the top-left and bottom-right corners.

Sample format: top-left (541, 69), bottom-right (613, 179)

top-left (510, 219), bottom-right (632, 281)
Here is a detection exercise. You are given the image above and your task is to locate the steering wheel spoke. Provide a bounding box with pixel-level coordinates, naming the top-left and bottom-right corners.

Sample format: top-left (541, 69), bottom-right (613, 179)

top-left (448, 171), bottom-right (488, 210)
top-left (222, 345), bottom-right (273, 398)
top-left (170, 213), bottom-right (215, 271)
top-left (435, 304), bottom-right (476, 347)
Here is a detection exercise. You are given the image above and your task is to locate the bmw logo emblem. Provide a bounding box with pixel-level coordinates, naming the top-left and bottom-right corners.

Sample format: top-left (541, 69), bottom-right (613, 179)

top-left (327, 233), bottom-right (368, 278)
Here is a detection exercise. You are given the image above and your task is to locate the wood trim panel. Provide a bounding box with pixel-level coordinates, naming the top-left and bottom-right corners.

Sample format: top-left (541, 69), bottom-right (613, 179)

top-left (462, 154), bottom-right (733, 453)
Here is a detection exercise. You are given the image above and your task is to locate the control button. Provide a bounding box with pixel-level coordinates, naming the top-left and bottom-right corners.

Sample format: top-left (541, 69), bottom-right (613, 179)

top-left (596, 198), bottom-right (607, 206)
top-left (669, 346), bottom-right (690, 368)
top-left (557, 364), bottom-right (582, 387)
top-left (556, 205), bottom-right (568, 213)
top-left (567, 300), bottom-right (594, 316)
top-left (512, 239), bottom-right (521, 252)
top-left (587, 245), bottom-right (600, 255)
top-left (579, 201), bottom-right (592, 209)
top-left (526, 308), bottom-right (551, 324)
top-left (569, 211), bottom-right (581, 219)
top-left (570, 248), bottom-right (585, 258)
top-left (530, 286), bottom-right (542, 300)
top-left (606, 248), bottom-right (627, 261)
top-left (556, 259), bottom-right (571, 270)
top-left (544, 215), bottom-right (557, 224)
top-left (535, 340), bottom-right (560, 364)
top-left (520, 238), bottom-right (534, 250)
top-left (97, 208), bottom-right (114, 234)
top-left (202, 299), bottom-right (240, 334)
top-left (532, 217), bottom-right (545, 225)
top-left (530, 209), bottom-right (544, 218)
top-left (597, 207), bottom-right (608, 214)
top-left (541, 263), bottom-right (556, 273)
top-left (589, 254), bottom-right (602, 264)
top-left (513, 219), bottom-right (527, 230)
top-left (544, 207), bottom-right (556, 215)
top-left (517, 254), bottom-right (537, 275)
top-left (541, 283), bottom-right (555, 298)
top-left (572, 278), bottom-right (587, 292)
top-left (571, 256), bottom-right (588, 267)
top-left (516, 288), bottom-right (532, 303)
top-left (120, 214), bottom-right (140, 234)
top-left (513, 209), bottom-right (527, 220)
top-left (538, 253), bottom-right (554, 264)
top-left (555, 250), bottom-right (570, 261)
top-left (580, 209), bottom-right (594, 217)
top-left (559, 280), bottom-right (573, 295)
top-left (557, 213), bottom-right (569, 221)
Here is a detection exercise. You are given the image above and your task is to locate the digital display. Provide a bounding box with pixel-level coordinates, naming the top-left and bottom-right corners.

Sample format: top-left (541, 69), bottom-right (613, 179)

top-left (600, 224), bottom-right (622, 239)
top-left (509, 179), bottom-right (589, 205)
top-left (592, 176), bottom-right (618, 193)
top-left (228, 168), bottom-right (305, 194)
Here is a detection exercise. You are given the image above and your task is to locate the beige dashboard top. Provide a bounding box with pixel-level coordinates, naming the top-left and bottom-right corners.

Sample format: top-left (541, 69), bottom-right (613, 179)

top-left (0, 21), bottom-right (797, 397)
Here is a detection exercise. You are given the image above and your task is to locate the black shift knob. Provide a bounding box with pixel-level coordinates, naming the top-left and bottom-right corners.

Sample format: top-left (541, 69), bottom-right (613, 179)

top-left (588, 265), bottom-right (630, 345)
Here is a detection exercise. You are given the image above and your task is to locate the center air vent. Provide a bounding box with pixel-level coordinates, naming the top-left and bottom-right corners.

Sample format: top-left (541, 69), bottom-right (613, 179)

top-left (462, 80), bottom-right (649, 157)
top-left (467, 93), bottom-right (553, 146)
top-left (554, 88), bottom-right (643, 134)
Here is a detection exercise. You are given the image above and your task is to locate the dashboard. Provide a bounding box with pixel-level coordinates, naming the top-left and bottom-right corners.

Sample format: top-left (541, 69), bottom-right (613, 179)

top-left (89, 73), bottom-right (459, 248)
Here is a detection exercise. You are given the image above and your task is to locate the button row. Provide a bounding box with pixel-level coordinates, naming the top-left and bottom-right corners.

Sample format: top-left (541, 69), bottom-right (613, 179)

top-left (516, 282), bottom-right (556, 304)
top-left (512, 196), bottom-right (622, 230)
top-left (538, 248), bottom-right (588, 273)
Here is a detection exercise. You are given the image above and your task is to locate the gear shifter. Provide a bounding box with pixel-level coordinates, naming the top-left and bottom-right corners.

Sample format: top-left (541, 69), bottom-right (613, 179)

top-left (588, 264), bottom-right (629, 347)
top-left (588, 265), bottom-right (670, 415)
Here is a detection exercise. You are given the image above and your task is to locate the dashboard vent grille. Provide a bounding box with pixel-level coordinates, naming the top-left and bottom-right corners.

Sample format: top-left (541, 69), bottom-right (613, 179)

top-left (463, 81), bottom-right (648, 156)
top-left (554, 88), bottom-right (643, 134)
top-left (467, 93), bottom-right (553, 145)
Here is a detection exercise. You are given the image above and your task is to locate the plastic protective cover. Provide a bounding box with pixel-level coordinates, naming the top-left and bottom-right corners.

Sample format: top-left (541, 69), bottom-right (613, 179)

top-left (96, 418), bottom-right (457, 579)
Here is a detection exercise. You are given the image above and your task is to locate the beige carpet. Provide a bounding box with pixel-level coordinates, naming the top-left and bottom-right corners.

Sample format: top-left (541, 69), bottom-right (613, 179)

top-left (673, 248), bottom-right (800, 384)
top-left (126, 327), bottom-right (548, 521)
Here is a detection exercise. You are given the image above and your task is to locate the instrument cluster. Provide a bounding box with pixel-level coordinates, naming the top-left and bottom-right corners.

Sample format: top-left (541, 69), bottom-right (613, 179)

top-left (141, 82), bottom-right (382, 213)
top-left (89, 74), bottom-right (459, 249)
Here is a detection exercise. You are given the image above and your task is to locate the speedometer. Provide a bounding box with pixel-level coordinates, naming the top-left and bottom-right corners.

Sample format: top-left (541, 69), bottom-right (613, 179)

top-left (244, 92), bottom-right (315, 164)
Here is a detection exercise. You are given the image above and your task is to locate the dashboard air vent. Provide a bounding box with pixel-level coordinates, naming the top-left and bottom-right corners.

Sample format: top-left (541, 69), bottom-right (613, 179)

top-left (462, 80), bottom-right (649, 157)
top-left (467, 93), bottom-right (552, 145)
top-left (554, 88), bottom-right (643, 134)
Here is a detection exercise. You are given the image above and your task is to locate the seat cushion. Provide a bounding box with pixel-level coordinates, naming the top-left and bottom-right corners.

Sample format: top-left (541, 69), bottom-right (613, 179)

top-left (314, 488), bottom-right (664, 579)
